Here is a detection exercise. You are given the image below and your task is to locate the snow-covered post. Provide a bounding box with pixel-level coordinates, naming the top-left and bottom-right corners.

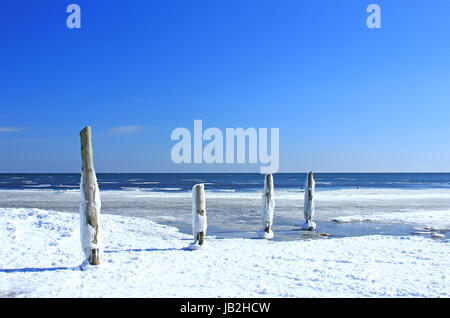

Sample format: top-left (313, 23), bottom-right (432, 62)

top-left (301, 171), bottom-right (316, 230)
top-left (257, 173), bottom-right (275, 239)
top-left (79, 126), bottom-right (101, 265)
top-left (189, 184), bottom-right (207, 250)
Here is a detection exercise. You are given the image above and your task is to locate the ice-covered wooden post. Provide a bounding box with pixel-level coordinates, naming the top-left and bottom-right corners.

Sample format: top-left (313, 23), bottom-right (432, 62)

top-left (301, 171), bottom-right (316, 230)
top-left (257, 173), bottom-right (275, 239)
top-left (189, 184), bottom-right (207, 250)
top-left (79, 126), bottom-right (101, 265)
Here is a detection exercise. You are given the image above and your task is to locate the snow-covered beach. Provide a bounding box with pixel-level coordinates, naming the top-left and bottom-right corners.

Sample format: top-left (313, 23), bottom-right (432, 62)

top-left (1, 173), bottom-right (450, 297)
top-left (1, 205), bottom-right (449, 297)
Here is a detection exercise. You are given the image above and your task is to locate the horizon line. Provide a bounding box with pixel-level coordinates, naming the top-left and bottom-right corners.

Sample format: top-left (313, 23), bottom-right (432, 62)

top-left (1, 171), bottom-right (450, 174)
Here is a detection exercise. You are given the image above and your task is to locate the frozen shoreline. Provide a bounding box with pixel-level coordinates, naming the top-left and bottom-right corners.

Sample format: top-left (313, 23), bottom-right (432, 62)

top-left (1, 207), bottom-right (449, 297)
top-left (1, 188), bottom-right (449, 241)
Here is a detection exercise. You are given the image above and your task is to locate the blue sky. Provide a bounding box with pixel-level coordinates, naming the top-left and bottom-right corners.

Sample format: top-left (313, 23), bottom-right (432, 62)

top-left (0, 0), bottom-right (449, 173)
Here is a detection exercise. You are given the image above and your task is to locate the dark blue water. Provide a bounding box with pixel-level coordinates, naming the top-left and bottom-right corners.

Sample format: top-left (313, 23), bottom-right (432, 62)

top-left (1, 173), bottom-right (450, 192)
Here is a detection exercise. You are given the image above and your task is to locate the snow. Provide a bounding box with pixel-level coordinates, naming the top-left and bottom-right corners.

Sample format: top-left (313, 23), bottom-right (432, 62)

top-left (1, 207), bottom-right (449, 297)
top-left (332, 210), bottom-right (450, 231)
top-left (256, 228), bottom-right (274, 239)
top-left (188, 241), bottom-right (208, 251)
top-left (301, 221), bottom-right (317, 231)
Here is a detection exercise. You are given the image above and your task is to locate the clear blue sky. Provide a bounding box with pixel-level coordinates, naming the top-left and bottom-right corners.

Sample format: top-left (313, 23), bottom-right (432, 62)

top-left (1, 0), bottom-right (449, 173)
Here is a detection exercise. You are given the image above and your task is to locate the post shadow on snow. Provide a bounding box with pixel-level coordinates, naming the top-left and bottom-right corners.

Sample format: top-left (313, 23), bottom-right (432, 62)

top-left (0, 266), bottom-right (80, 273)
top-left (0, 290), bottom-right (24, 298)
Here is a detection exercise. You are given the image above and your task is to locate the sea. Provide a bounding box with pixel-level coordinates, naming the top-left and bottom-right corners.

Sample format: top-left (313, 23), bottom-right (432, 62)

top-left (1, 173), bottom-right (450, 192)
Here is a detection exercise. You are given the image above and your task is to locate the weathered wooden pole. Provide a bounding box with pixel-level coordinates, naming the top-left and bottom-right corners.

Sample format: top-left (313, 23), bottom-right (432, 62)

top-left (257, 173), bottom-right (275, 239)
top-left (189, 183), bottom-right (207, 250)
top-left (301, 171), bottom-right (316, 230)
top-left (79, 126), bottom-right (101, 265)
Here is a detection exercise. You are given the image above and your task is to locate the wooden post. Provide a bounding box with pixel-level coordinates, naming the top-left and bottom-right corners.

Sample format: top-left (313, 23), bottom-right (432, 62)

top-left (302, 171), bottom-right (316, 230)
top-left (257, 173), bottom-right (275, 239)
top-left (190, 183), bottom-right (207, 249)
top-left (80, 126), bottom-right (101, 265)
top-left (264, 174), bottom-right (273, 233)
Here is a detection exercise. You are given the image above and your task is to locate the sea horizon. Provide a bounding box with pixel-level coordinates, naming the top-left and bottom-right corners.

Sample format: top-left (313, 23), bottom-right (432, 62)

top-left (1, 172), bottom-right (450, 192)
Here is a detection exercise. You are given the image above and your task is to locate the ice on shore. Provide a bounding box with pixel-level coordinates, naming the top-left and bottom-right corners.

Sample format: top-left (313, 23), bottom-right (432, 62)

top-left (332, 210), bottom-right (450, 231)
top-left (2, 187), bottom-right (450, 240)
top-left (1, 207), bottom-right (449, 298)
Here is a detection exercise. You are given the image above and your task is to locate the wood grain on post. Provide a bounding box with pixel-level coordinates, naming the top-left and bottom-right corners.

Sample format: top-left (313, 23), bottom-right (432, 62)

top-left (264, 173), bottom-right (273, 233)
top-left (194, 184), bottom-right (206, 245)
top-left (302, 171), bottom-right (316, 230)
top-left (307, 171), bottom-right (314, 209)
top-left (80, 126), bottom-right (100, 265)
